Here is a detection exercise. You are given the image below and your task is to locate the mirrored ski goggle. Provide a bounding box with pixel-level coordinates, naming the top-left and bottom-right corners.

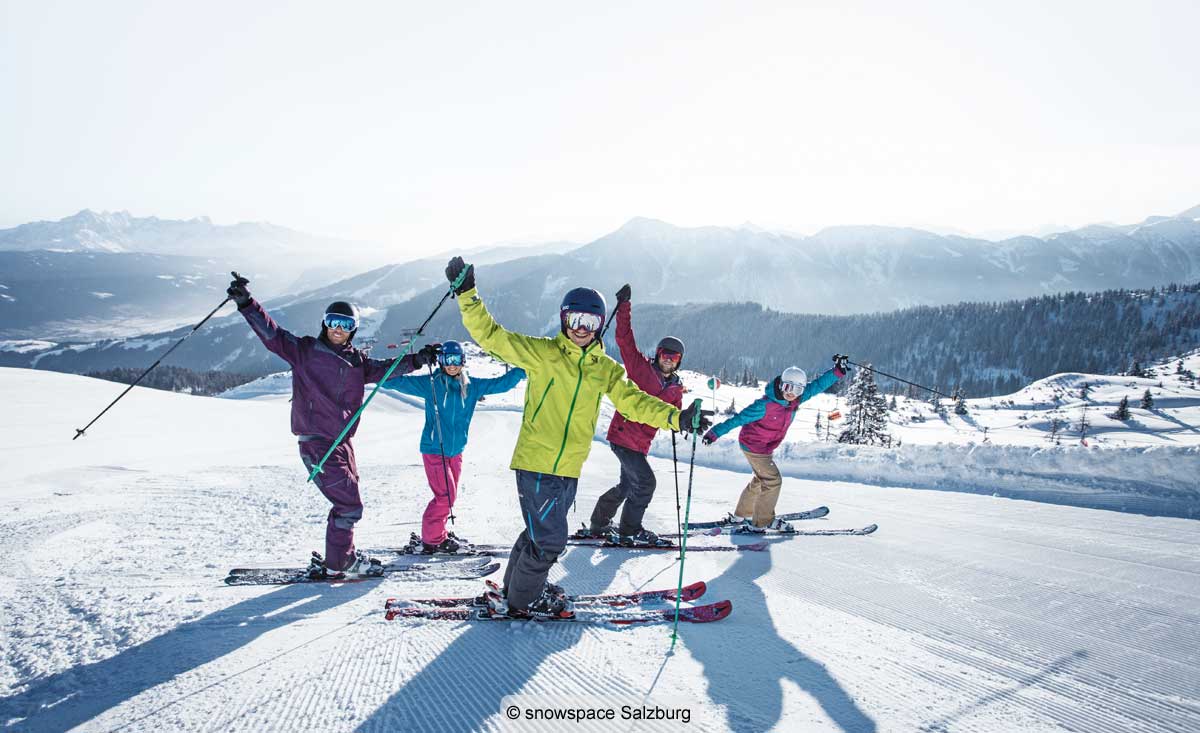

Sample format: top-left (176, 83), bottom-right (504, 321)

top-left (656, 349), bottom-right (682, 362)
top-left (323, 314), bottom-right (357, 332)
top-left (780, 380), bottom-right (804, 394)
top-left (562, 310), bottom-right (603, 333)
top-left (439, 353), bottom-right (464, 366)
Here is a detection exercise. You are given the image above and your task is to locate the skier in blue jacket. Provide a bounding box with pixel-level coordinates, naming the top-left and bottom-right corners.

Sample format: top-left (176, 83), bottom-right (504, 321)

top-left (382, 340), bottom-right (526, 552)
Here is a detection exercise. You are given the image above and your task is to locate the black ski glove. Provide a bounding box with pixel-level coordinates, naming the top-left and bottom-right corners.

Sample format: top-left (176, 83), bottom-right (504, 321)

top-left (444, 256), bottom-right (475, 295)
top-left (833, 354), bottom-right (850, 377)
top-left (226, 272), bottom-right (251, 308)
top-left (678, 401), bottom-right (714, 435)
top-left (413, 343), bottom-right (441, 369)
top-left (616, 283), bottom-right (631, 304)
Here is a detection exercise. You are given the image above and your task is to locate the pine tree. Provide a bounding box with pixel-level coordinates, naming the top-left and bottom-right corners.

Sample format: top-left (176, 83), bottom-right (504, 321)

top-left (725, 398), bottom-right (737, 416)
top-left (889, 395), bottom-right (898, 411)
top-left (1140, 389), bottom-right (1154, 410)
top-left (1077, 405), bottom-right (1090, 439)
top-left (1079, 382), bottom-right (1090, 401)
top-left (1177, 360), bottom-right (1185, 374)
top-left (1109, 395), bottom-right (1131, 421)
top-left (953, 388), bottom-right (968, 415)
top-left (1048, 416), bottom-right (1064, 445)
top-left (837, 365), bottom-right (891, 445)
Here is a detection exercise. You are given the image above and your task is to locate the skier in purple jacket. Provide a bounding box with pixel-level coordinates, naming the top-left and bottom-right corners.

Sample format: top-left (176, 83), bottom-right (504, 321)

top-left (227, 277), bottom-right (438, 578)
top-left (703, 355), bottom-right (849, 533)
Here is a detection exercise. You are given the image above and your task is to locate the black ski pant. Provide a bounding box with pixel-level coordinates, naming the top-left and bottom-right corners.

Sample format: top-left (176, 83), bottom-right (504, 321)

top-left (589, 443), bottom-right (657, 536)
top-left (503, 469), bottom-right (578, 610)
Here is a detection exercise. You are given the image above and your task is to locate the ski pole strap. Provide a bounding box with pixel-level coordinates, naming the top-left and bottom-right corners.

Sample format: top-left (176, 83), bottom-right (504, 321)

top-left (307, 267), bottom-right (471, 481)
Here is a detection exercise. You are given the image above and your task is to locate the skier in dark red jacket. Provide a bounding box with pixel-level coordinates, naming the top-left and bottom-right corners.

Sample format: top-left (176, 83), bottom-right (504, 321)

top-left (583, 284), bottom-right (685, 547)
top-left (227, 276), bottom-right (438, 578)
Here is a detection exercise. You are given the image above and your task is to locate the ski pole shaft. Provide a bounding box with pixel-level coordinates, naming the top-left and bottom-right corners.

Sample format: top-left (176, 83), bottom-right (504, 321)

top-left (671, 431), bottom-right (681, 542)
top-left (847, 360), bottom-right (953, 400)
top-left (308, 267), bottom-right (470, 481)
top-left (671, 399), bottom-right (702, 648)
top-left (73, 271), bottom-right (248, 440)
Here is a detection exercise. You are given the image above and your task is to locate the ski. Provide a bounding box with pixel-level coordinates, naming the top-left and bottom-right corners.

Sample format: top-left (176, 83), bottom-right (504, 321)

top-left (225, 559), bottom-right (500, 586)
top-left (682, 505), bottom-right (830, 530)
top-left (365, 532), bottom-right (498, 557)
top-left (565, 537), bottom-right (767, 552)
top-left (685, 523), bottom-right (879, 538)
top-left (394, 579), bottom-right (707, 610)
top-left (385, 599), bottom-right (732, 625)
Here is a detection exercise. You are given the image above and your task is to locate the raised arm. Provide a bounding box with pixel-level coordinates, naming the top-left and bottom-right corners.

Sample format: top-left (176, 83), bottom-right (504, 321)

top-left (798, 367), bottom-right (842, 403)
top-left (457, 288), bottom-right (549, 369)
top-left (380, 371), bottom-right (434, 398)
top-left (613, 298), bottom-right (661, 391)
top-left (238, 299), bottom-right (304, 366)
top-left (472, 367), bottom-right (527, 396)
top-left (364, 352), bottom-right (420, 385)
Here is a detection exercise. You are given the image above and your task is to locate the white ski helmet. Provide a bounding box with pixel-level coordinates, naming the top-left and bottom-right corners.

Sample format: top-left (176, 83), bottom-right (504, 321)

top-left (780, 366), bottom-right (808, 393)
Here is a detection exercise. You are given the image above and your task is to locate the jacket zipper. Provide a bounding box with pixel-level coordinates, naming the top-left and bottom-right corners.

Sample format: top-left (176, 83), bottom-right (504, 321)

top-left (552, 351), bottom-right (587, 473)
top-left (530, 378), bottom-right (554, 425)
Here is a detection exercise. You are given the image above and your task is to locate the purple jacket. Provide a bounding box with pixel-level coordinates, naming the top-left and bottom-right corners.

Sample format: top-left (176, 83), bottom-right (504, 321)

top-left (239, 299), bottom-right (418, 439)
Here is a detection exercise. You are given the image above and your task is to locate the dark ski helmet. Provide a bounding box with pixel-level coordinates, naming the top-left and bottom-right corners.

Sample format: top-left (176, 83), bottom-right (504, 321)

top-left (439, 340), bottom-right (466, 367)
top-left (656, 336), bottom-right (685, 357)
top-left (559, 287), bottom-right (607, 335)
top-left (321, 300), bottom-right (359, 343)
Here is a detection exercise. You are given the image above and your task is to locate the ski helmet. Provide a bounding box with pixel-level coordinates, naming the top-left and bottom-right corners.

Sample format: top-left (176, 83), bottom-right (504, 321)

top-left (439, 340), bottom-right (466, 367)
top-left (559, 287), bottom-right (606, 335)
top-left (322, 301), bottom-right (359, 343)
top-left (780, 366), bottom-right (808, 394)
top-left (656, 336), bottom-right (685, 357)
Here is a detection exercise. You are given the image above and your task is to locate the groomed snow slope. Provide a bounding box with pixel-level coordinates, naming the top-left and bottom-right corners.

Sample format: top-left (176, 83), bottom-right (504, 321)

top-left (2, 367), bottom-right (1198, 732)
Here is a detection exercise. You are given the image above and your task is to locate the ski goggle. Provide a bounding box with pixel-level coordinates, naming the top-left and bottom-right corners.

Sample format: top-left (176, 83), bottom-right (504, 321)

top-left (323, 313), bottom-right (357, 332)
top-left (780, 380), bottom-right (804, 395)
top-left (562, 310), bottom-right (603, 333)
top-left (656, 349), bottom-right (682, 363)
top-left (439, 352), bottom-right (464, 366)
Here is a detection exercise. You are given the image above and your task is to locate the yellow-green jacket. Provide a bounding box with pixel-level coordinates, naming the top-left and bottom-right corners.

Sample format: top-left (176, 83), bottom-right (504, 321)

top-left (457, 288), bottom-right (683, 478)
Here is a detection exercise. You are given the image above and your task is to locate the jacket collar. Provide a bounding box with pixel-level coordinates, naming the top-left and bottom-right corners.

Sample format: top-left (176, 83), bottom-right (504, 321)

top-left (554, 332), bottom-right (605, 361)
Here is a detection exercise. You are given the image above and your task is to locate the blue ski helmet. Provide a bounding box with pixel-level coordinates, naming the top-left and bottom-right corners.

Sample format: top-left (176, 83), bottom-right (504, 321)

top-left (439, 340), bottom-right (465, 367)
top-left (559, 287), bottom-right (606, 335)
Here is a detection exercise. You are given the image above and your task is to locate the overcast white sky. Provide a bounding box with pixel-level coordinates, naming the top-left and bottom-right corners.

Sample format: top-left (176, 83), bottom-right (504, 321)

top-left (2, 1), bottom-right (1198, 255)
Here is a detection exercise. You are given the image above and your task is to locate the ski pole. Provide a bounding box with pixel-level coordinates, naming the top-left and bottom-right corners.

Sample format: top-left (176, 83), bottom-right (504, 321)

top-left (671, 398), bottom-right (702, 649)
top-left (427, 361), bottom-right (457, 526)
top-left (73, 271), bottom-right (248, 440)
top-left (308, 265), bottom-right (471, 481)
top-left (671, 431), bottom-right (682, 544)
top-left (847, 360), bottom-right (953, 400)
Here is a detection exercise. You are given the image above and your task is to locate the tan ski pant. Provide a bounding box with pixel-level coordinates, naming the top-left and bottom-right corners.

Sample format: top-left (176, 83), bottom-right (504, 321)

top-left (734, 449), bottom-right (783, 527)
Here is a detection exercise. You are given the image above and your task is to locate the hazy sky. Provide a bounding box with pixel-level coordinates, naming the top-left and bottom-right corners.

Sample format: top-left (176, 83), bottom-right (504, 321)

top-left (3, 1), bottom-right (1198, 255)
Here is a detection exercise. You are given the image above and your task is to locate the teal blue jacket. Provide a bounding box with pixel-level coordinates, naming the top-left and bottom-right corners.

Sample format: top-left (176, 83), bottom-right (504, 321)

top-left (382, 367), bottom-right (526, 456)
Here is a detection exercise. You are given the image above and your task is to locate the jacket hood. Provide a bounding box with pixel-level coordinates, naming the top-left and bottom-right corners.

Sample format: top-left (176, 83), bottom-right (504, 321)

top-left (763, 378), bottom-right (793, 406)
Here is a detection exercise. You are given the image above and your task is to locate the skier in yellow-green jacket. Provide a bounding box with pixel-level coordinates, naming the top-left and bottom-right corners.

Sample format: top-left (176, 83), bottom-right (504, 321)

top-left (443, 257), bottom-right (712, 620)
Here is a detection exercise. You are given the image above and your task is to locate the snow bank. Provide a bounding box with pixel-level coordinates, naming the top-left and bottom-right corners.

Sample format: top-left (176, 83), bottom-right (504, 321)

top-left (648, 436), bottom-right (1200, 519)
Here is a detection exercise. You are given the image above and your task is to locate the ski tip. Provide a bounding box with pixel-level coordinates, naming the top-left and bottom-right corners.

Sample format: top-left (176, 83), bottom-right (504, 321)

top-left (479, 562), bottom-right (501, 577)
top-left (704, 527), bottom-right (722, 537)
top-left (861, 524), bottom-right (879, 534)
top-left (682, 580), bottom-right (707, 601)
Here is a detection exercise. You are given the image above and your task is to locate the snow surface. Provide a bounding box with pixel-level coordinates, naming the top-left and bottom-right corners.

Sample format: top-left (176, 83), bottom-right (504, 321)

top-left (2, 361), bottom-right (1198, 732)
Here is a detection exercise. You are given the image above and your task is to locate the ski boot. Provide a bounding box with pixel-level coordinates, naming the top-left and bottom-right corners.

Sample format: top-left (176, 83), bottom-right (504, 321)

top-left (484, 588), bottom-right (574, 620)
top-left (732, 519), bottom-right (767, 535)
top-left (545, 579), bottom-right (567, 599)
top-left (722, 512), bottom-right (749, 527)
top-left (766, 517), bottom-right (796, 534)
top-left (325, 550), bottom-right (384, 579)
top-left (572, 522), bottom-right (614, 540)
top-left (307, 551), bottom-right (329, 580)
top-left (421, 535), bottom-right (462, 554)
top-left (613, 528), bottom-right (674, 548)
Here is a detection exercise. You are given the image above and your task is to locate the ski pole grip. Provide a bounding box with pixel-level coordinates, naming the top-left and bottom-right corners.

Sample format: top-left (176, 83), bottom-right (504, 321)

top-left (451, 263), bottom-right (472, 291)
top-left (690, 397), bottom-right (702, 431)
